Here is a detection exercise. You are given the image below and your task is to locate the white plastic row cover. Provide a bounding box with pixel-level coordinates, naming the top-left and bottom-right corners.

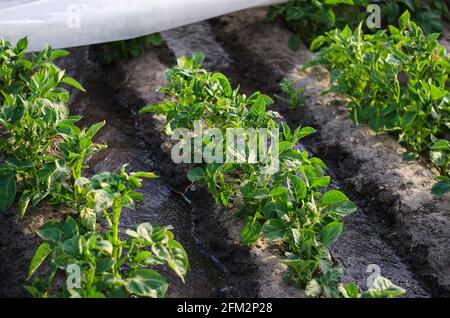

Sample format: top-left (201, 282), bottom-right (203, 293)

top-left (0, 0), bottom-right (288, 51)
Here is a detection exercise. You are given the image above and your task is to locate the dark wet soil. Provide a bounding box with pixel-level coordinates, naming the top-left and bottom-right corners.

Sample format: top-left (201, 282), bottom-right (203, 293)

top-left (207, 9), bottom-right (448, 297)
top-left (68, 52), bottom-right (234, 298)
top-left (1, 8), bottom-right (448, 298)
top-left (157, 15), bottom-right (432, 297)
top-left (0, 42), bottom-right (262, 298)
top-left (98, 47), bottom-right (262, 298)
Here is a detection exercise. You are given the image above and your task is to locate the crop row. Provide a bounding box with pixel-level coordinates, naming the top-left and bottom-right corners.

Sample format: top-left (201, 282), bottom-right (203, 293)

top-left (302, 11), bottom-right (450, 195)
top-left (0, 38), bottom-right (188, 297)
top-left (4, 8), bottom-right (437, 295)
top-left (101, 33), bottom-right (162, 63)
top-left (267, 1), bottom-right (450, 196)
top-left (139, 53), bottom-right (405, 297)
top-left (268, 0), bottom-right (449, 49)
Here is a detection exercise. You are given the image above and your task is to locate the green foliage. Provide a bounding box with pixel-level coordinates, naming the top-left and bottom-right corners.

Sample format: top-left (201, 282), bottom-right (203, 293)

top-left (338, 276), bottom-right (406, 298)
top-left (0, 37), bottom-right (83, 102)
top-left (376, 0), bottom-right (448, 34)
top-left (139, 53), bottom-right (404, 297)
top-left (276, 78), bottom-right (305, 109)
top-left (26, 168), bottom-right (188, 298)
top-left (267, 0), bottom-right (448, 48)
top-left (0, 38), bottom-right (92, 216)
top-left (432, 176), bottom-right (450, 196)
top-left (102, 33), bottom-right (162, 63)
top-left (304, 12), bottom-right (450, 194)
top-left (267, 0), bottom-right (368, 48)
top-left (430, 140), bottom-right (450, 196)
top-left (0, 38), bottom-right (189, 298)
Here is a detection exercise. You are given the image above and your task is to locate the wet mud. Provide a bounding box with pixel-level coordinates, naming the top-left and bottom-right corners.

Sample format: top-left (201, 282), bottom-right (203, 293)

top-left (1, 8), bottom-right (449, 298)
top-left (209, 8), bottom-right (449, 297)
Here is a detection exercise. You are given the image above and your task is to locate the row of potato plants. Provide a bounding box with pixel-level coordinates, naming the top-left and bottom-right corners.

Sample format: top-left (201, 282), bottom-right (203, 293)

top-left (139, 52), bottom-right (405, 297)
top-left (101, 33), bottom-right (162, 63)
top-left (268, 0), bottom-right (449, 49)
top-left (0, 38), bottom-right (188, 297)
top-left (303, 11), bottom-right (450, 196)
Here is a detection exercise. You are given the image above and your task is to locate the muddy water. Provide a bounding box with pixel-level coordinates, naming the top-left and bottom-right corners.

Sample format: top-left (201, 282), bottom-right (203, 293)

top-left (69, 54), bottom-right (227, 297)
top-left (161, 20), bottom-right (430, 297)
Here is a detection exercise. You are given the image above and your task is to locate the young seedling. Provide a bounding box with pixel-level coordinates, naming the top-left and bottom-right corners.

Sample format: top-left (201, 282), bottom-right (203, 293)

top-left (102, 33), bottom-right (162, 63)
top-left (267, 0), bottom-right (367, 48)
top-left (275, 78), bottom-right (305, 109)
top-left (338, 276), bottom-right (406, 298)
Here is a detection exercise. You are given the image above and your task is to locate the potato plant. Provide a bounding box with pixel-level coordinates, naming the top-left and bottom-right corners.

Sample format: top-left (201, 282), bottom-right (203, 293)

top-left (275, 78), bottom-right (305, 109)
top-left (101, 33), bottom-right (162, 63)
top-left (0, 38), bottom-right (94, 216)
top-left (0, 38), bottom-right (83, 102)
top-left (431, 139), bottom-right (450, 196)
top-left (267, 0), bottom-right (367, 48)
top-left (26, 166), bottom-right (188, 298)
top-left (0, 94), bottom-right (72, 216)
top-left (0, 39), bottom-right (189, 298)
top-left (140, 53), bottom-right (404, 297)
top-left (376, 0), bottom-right (448, 34)
top-left (267, 0), bottom-right (448, 48)
top-left (338, 276), bottom-right (407, 298)
top-left (304, 11), bottom-right (450, 195)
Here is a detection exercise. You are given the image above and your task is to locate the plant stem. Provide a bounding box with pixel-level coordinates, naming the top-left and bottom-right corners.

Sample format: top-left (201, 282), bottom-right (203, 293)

top-left (111, 201), bottom-right (122, 274)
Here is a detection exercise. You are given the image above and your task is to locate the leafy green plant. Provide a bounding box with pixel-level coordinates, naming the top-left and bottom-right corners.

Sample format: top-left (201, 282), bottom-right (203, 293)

top-left (0, 38), bottom-right (108, 216)
top-left (0, 107), bottom-right (106, 217)
top-left (26, 167), bottom-right (188, 298)
top-left (430, 139), bottom-right (450, 196)
top-left (305, 11), bottom-right (450, 194)
top-left (338, 276), bottom-right (406, 298)
top-left (140, 53), bottom-right (404, 297)
top-left (0, 37), bottom-right (84, 102)
top-left (0, 38), bottom-right (189, 298)
top-left (267, 0), bottom-right (368, 48)
top-left (267, 0), bottom-right (448, 49)
top-left (275, 78), bottom-right (305, 109)
top-left (50, 120), bottom-right (108, 212)
top-left (0, 95), bottom-right (74, 216)
top-left (377, 0), bottom-right (448, 34)
top-left (102, 33), bottom-right (162, 63)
